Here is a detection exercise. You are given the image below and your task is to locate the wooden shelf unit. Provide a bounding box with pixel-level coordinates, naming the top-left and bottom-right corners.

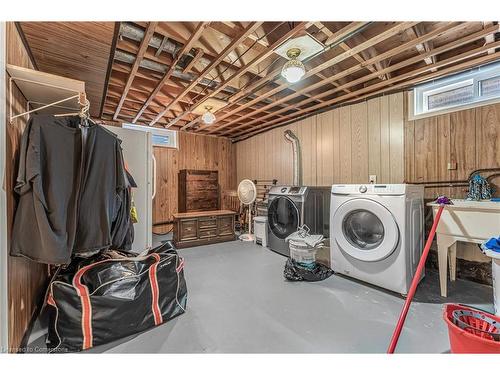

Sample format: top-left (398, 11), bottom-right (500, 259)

top-left (173, 210), bottom-right (236, 248)
top-left (7, 64), bottom-right (86, 123)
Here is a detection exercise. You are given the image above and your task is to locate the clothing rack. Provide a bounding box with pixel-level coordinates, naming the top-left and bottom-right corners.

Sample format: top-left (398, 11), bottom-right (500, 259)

top-left (7, 64), bottom-right (87, 124)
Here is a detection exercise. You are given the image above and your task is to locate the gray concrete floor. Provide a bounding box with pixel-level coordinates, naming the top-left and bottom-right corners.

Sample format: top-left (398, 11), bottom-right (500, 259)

top-left (28, 237), bottom-right (494, 353)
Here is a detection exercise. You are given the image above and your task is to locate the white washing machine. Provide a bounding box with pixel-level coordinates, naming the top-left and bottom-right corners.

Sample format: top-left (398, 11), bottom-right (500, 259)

top-left (330, 184), bottom-right (424, 295)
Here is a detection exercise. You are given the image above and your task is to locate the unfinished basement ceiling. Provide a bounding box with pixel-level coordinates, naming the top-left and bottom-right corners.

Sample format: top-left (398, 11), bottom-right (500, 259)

top-left (18, 21), bottom-right (500, 137)
top-left (19, 22), bottom-right (116, 118)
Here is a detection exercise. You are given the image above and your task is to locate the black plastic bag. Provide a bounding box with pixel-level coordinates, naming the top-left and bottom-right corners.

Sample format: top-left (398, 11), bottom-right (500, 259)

top-left (46, 242), bottom-right (187, 352)
top-left (284, 258), bottom-right (334, 282)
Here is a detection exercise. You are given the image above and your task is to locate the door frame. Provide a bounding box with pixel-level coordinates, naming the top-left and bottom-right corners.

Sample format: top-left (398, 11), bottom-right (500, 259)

top-left (0, 21), bottom-right (9, 352)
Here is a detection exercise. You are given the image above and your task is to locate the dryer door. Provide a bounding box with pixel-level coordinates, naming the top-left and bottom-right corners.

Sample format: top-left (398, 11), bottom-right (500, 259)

top-left (267, 197), bottom-right (300, 239)
top-left (332, 198), bottom-right (399, 262)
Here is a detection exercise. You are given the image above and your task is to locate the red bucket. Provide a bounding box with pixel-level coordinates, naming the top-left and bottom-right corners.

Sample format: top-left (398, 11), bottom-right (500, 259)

top-left (444, 304), bottom-right (500, 353)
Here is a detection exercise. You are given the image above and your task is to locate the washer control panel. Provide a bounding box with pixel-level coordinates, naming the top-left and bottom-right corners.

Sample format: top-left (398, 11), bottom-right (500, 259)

top-left (332, 184), bottom-right (407, 196)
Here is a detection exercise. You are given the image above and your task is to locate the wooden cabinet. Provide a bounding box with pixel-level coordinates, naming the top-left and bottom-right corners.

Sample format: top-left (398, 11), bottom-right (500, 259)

top-left (178, 169), bottom-right (219, 213)
top-left (173, 210), bottom-right (236, 248)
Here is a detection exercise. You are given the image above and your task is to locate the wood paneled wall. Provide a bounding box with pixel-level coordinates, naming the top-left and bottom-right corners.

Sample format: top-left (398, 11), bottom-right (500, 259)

top-left (236, 92), bottom-right (405, 186)
top-left (404, 102), bottom-right (500, 199)
top-left (5, 22), bottom-right (48, 352)
top-left (405, 101), bottom-right (500, 266)
top-left (153, 132), bottom-right (236, 234)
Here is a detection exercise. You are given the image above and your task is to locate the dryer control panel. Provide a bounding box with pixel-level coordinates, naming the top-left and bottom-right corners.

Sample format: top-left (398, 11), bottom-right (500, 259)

top-left (270, 186), bottom-right (307, 196)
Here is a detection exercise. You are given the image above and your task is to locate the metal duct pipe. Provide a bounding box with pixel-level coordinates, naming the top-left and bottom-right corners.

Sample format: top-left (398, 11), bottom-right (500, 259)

top-left (284, 130), bottom-right (302, 186)
top-left (114, 49), bottom-right (214, 87)
top-left (119, 22), bottom-right (214, 68)
top-left (120, 22), bottom-right (180, 57)
top-left (114, 50), bottom-right (287, 108)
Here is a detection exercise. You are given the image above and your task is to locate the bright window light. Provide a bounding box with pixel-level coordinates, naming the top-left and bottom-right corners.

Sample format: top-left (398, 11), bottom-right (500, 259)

top-left (412, 61), bottom-right (500, 119)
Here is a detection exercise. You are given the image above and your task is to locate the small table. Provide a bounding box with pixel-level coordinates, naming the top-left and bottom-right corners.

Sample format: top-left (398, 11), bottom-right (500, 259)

top-left (428, 199), bottom-right (500, 297)
top-left (173, 210), bottom-right (236, 248)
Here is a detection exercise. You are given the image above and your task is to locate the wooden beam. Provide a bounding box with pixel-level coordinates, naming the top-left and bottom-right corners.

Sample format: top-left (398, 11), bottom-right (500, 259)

top-left (183, 48), bottom-right (204, 73)
top-left (209, 22), bottom-right (478, 135)
top-left (193, 23), bottom-right (378, 133)
top-left (234, 49), bottom-right (500, 141)
top-left (226, 28), bottom-right (500, 136)
top-left (483, 22), bottom-right (497, 54)
top-left (314, 22), bottom-right (381, 78)
top-left (113, 22), bottom-right (158, 120)
top-left (131, 21), bottom-right (211, 123)
top-left (155, 35), bottom-right (169, 57)
top-left (408, 24), bottom-right (437, 72)
top-left (145, 22), bottom-right (263, 126)
top-left (161, 22), bottom-right (308, 128)
top-left (324, 22), bottom-right (368, 45)
top-left (229, 40), bottom-right (500, 139)
top-left (225, 22), bottom-right (370, 107)
top-left (205, 22), bottom-right (420, 134)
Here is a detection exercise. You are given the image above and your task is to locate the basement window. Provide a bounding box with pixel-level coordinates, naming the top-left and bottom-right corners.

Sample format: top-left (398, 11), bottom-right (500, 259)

top-left (122, 123), bottom-right (178, 148)
top-left (480, 75), bottom-right (500, 97)
top-left (411, 61), bottom-right (500, 119)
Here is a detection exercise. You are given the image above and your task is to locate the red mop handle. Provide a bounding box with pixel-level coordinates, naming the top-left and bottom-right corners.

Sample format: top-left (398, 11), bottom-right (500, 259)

top-left (387, 204), bottom-right (445, 354)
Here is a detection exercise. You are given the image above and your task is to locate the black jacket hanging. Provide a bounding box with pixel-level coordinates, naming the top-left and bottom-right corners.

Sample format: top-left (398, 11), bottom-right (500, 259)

top-left (11, 115), bottom-right (134, 264)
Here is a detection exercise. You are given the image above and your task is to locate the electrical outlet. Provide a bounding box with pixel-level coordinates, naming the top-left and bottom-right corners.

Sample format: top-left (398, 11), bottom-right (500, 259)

top-left (369, 175), bottom-right (377, 184)
top-left (447, 162), bottom-right (457, 170)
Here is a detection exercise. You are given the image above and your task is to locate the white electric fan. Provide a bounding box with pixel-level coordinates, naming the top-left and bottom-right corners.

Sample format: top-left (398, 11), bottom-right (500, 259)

top-left (237, 179), bottom-right (257, 241)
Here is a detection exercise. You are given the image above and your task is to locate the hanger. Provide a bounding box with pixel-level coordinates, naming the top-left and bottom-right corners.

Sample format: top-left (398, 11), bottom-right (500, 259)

top-left (54, 96), bottom-right (91, 127)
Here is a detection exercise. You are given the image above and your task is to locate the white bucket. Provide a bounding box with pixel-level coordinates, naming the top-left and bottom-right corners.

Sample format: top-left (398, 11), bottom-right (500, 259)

top-left (289, 239), bottom-right (318, 265)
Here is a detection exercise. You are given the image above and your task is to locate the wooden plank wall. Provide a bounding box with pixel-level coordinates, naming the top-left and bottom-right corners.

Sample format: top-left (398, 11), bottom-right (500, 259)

top-left (153, 132), bottom-right (236, 234)
top-left (236, 92), bottom-right (405, 186)
top-left (405, 102), bottom-right (500, 199)
top-left (5, 22), bottom-right (48, 352)
top-left (405, 100), bottom-right (500, 265)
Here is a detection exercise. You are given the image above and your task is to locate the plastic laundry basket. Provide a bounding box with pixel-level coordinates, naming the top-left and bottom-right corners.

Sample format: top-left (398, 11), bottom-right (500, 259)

top-left (444, 304), bottom-right (500, 353)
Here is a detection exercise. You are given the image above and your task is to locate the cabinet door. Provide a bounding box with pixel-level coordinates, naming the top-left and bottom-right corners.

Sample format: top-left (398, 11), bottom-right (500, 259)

top-left (198, 216), bottom-right (217, 229)
top-left (218, 216), bottom-right (234, 236)
top-left (179, 219), bottom-right (198, 241)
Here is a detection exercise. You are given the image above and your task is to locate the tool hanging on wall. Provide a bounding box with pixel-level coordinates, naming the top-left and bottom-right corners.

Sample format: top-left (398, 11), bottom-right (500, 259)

top-left (387, 196), bottom-right (453, 353)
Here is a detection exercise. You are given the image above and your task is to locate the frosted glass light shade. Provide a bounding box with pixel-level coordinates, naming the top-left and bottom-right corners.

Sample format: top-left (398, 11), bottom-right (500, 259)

top-left (281, 58), bottom-right (306, 83)
top-left (202, 109), bottom-right (216, 124)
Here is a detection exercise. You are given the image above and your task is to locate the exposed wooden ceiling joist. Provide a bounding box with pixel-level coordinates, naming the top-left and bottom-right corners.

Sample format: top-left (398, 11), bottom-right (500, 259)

top-left (218, 23), bottom-right (495, 137)
top-left (161, 22), bottom-right (308, 128)
top-left (131, 21), bottom-right (211, 123)
top-left (141, 22), bottom-right (263, 126)
top-left (113, 21), bottom-right (158, 120)
top-left (206, 22), bottom-right (419, 134)
top-left (23, 21), bottom-right (493, 138)
top-left (232, 39), bottom-right (500, 139)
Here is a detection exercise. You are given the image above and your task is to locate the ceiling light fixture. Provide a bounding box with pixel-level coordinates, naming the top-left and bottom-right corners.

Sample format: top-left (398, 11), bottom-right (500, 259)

top-left (201, 105), bottom-right (216, 125)
top-left (281, 48), bottom-right (306, 83)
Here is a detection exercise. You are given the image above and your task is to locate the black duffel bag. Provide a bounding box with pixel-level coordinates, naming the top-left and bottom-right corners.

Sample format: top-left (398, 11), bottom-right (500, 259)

top-left (46, 242), bottom-right (187, 352)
